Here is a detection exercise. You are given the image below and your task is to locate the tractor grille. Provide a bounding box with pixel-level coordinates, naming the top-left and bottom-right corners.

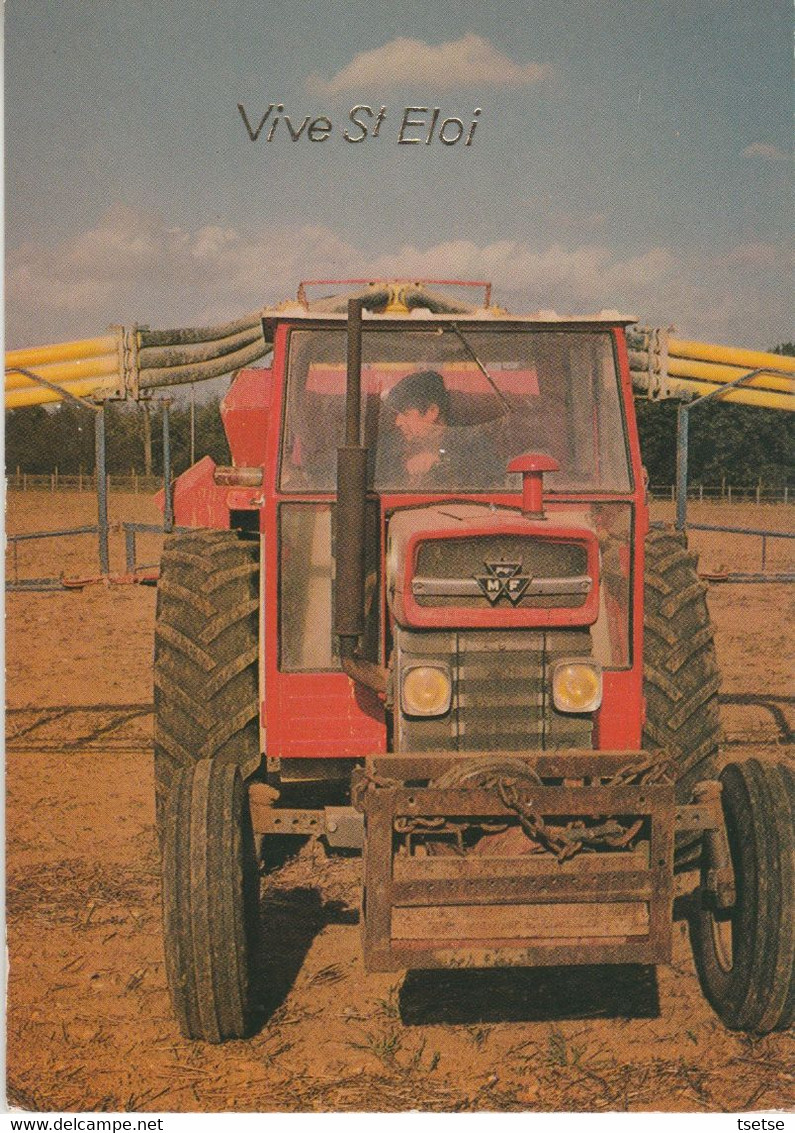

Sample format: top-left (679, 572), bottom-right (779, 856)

top-left (396, 627), bottom-right (594, 753)
top-left (413, 536), bottom-right (590, 610)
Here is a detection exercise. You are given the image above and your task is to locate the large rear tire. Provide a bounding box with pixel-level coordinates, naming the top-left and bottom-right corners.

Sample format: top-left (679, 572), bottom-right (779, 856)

top-left (643, 527), bottom-right (721, 805)
top-left (162, 759), bottom-right (262, 1041)
top-left (154, 529), bottom-right (260, 840)
top-left (689, 759), bottom-right (795, 1034)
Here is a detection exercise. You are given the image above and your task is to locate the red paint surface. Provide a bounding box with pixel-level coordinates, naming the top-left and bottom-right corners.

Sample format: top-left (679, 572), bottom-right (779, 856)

top-left (221, 367), bottom-right (272, 467)
top-left (161, 455), bottom-right (230, 529)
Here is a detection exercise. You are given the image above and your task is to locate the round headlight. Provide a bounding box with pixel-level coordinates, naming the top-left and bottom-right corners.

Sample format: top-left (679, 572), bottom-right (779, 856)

top-left (401, 665), bottom-right (452, 717)
top-left (552, 660), bottom-right (602, 713)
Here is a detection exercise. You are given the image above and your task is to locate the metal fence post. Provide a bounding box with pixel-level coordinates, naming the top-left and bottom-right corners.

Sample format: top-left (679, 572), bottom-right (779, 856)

top-left (95, 404), bottom-right (110, 575)
top-left (163, 401), bottom-right (174, 534)
top-left (675, 405), bottom-right (689, 531)
top-left (125, 527), bottom-right (137, 574)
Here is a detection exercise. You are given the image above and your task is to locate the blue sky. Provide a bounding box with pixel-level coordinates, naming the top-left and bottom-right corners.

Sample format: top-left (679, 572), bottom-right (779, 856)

top-left (6, 0), bottom-right (792, 349)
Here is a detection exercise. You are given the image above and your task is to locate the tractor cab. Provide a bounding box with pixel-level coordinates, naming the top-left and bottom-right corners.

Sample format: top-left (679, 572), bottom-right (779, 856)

top-left (209, 284), bottom-right (647, 766)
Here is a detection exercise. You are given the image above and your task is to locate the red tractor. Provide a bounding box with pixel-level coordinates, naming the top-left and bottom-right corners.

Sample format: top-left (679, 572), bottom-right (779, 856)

top-left (154, 281), bottom-right (793, 1042)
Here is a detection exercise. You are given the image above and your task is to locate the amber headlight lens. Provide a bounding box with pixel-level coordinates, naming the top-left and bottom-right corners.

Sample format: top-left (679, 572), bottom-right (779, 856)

top-left (401, 665), bottom-right (452, 717)
top-left (552, 660), bottom-right (602, 713)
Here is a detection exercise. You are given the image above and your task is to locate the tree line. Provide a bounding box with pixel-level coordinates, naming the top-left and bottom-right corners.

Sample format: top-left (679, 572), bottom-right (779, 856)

top-left (5, 398), bottom-right (231, 478)
top-left (6, 344), bottom-right (794, 487)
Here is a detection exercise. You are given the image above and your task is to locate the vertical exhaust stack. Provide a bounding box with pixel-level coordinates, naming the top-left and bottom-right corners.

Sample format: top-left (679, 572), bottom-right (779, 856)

top-left (507, 453), bottom-right (560, 518)
top-left (335, 299), bottom-right (368, 660)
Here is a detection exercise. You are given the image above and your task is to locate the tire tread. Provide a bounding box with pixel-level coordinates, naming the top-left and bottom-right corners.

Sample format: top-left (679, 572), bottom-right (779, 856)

top-left (689, 759), bottom-right (795, 1034)
top-left (162, 760), bottom-right (260, 1041)
top-left (643, 527), bottom-right (721, 803)
top-left (153, 529), bottom-right (260, 833)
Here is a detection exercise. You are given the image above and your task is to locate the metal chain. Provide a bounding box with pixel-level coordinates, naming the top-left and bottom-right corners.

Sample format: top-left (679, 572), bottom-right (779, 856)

top-left (497, 779), bottom-right (645, 862)
top-left (355, 763), bottom-right (664, 862)
top-left (350, 770), bottom-right (401, 810)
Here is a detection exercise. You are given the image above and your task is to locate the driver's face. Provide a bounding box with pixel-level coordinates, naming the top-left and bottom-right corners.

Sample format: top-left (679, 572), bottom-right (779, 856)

top-left (394, 404), bottom-right (441, 440)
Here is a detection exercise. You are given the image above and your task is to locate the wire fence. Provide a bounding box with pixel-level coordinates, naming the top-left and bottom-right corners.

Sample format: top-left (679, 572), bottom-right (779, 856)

top-left (6, 472), bottom-right (794, 504)
top-left (6, 471), bottom-right (163, 494)
top-left (648, 484), bottom-right (793, 505)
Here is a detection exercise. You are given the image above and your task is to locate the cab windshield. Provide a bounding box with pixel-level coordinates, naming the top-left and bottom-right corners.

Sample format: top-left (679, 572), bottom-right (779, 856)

top-left (280, 325), bottom-right (631, 493)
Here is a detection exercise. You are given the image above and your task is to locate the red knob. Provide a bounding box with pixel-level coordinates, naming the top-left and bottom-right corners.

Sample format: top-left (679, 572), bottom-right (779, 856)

top-left (507, 453), bottom-right (560, 516)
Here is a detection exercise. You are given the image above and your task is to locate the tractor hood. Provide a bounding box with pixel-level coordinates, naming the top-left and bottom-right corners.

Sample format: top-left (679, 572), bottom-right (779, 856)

top-left (386, 503), bottom-right (600, 630)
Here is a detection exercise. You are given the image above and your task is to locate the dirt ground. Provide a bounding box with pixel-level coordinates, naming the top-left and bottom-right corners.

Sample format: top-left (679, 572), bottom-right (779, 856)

top-left (5, 491), bottom-right (794, 1113)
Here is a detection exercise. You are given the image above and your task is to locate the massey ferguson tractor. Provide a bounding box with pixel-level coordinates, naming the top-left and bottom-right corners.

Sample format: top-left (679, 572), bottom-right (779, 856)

top-left (153, 281), bottom-right (794, 1043)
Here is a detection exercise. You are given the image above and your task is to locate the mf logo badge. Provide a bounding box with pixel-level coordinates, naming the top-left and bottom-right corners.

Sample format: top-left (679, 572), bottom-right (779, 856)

top-left (475, 560), bottom-right (531, 605)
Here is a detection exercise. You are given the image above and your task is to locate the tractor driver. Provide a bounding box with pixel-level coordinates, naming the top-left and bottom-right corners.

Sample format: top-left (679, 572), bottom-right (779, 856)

top-left (384, 369), bottom-right (498, 488)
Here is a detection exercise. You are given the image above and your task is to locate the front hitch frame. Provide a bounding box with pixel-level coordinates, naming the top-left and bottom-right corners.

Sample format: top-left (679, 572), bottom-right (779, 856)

top-left (355, 751), bottom-right (679, 972)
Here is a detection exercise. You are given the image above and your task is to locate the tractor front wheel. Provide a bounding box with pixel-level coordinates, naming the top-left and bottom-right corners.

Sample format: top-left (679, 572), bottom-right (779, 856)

top-left (162, 759), bottom-right (262, 1041)
top-left (689, 759), bottom-right (794, 1034)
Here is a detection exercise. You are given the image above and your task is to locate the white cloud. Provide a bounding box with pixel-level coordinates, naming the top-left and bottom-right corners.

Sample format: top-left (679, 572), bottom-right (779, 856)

top-left (5, 206), bottom-right (369, 345)
top-left (5, 206), bottom-right (791, 352)
top-left (364, 240), bottom-right (678, 312)
top-left (741, 142), bottom-right (790, 162)
top-left (306, 34), bottom-right (553, 96)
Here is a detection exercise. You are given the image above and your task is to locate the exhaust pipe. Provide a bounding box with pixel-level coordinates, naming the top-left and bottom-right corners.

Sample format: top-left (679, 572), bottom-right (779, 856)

top-left (334, 299), bottom-right (368, 660)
